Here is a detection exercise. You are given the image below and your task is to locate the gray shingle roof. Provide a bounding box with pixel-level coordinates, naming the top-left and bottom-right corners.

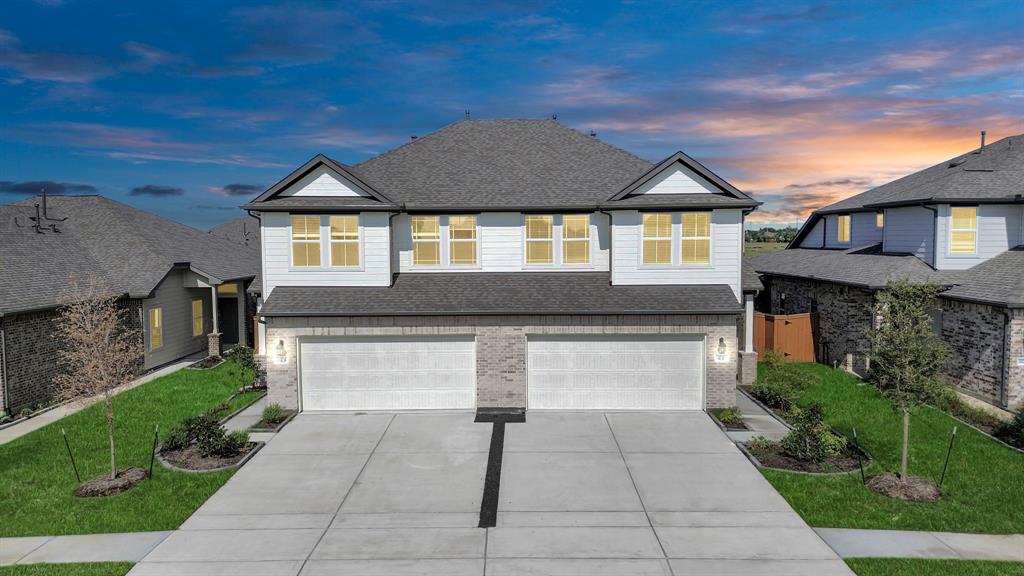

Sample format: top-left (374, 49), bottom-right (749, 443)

top-left (817, 133), bottom-right (1024, 214)
top-left (244, 196), bottom-right (397, 212)
top-left (603, 194), bottom-right (757, 209)
top-left (942, 247), bottom-right (1024, 308)
top-left (208, 216), bottom-right (262, 294)
top-left (751, 244), bottom-right (957, 290)
top-left (259, 272), bottom-right (742, 316)
top-left (1, 195), bottom-right (259, 315)
top-left (742, 257), bottom-right (764, 292)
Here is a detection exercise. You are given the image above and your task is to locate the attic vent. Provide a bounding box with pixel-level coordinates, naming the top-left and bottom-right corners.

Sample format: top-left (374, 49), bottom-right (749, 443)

top-left (948, 157), bottom-right (967, 167)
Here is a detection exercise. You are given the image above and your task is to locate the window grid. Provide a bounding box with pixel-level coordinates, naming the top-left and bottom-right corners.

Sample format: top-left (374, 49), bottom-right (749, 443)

top-left (191, 300), bottom-right (203, 338)
top-left (562, 214), bottom-right (590, 265)
top-left (681, 212), bottom-right (711, 265)
top-left (837, 215), bottom-right (851, 243)
top-left (950, 207), bottom-right (978, 254)
top-left (449, 215), bottom-right (478, 266)
top-left (329, 215), bottom-right (360, 268)
top-left (642, 213), bottom-right (672, 265)
top-left (290, 215), bottom-right (321, 267)
top-left (412, 215), bottom-right (441, 265)
top-left (526, 215), bottom-right (554, 265)
top-left (149, 308), bottom-right (163, 351)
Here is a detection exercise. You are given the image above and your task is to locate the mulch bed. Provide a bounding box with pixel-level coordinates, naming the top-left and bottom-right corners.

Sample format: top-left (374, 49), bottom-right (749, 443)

top-left (867, 472), bottom-right (942, 502)
top-left (250, 410), bottom-right (297, 432)
top-left (160, 444), bottom-right (255, 471)
top-left (187, 356), bottom-right (224, 370)
top-left (746, 441), bottom-right (863, 474)
top-left (74, 467), bottom-right (148, 498)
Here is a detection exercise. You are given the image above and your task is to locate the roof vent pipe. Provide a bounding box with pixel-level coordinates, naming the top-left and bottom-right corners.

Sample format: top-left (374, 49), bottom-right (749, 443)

top-left (980, 130), bottom-right (987, 151)
top-left (410, 135), bottom-right (418, 141)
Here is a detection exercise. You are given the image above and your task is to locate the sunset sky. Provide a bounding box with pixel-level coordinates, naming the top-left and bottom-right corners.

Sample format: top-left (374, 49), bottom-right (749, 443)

top-left (1, 1), bottom-right (1022, 229)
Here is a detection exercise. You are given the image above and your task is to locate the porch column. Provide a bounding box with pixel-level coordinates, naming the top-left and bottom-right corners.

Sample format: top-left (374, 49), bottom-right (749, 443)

top-left (744, 294), bottom-right (755, 353)
top-left (207, 285), bottom-right (221, 357)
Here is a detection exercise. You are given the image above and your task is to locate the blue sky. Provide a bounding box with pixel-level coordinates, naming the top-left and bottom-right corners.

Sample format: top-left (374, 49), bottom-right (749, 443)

top-left (1, 0), bottom-right (1022, 229)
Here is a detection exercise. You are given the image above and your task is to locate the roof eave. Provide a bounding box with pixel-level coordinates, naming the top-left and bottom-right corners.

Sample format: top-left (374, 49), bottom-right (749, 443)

top-left (260, 307), bottom-right (743, 317)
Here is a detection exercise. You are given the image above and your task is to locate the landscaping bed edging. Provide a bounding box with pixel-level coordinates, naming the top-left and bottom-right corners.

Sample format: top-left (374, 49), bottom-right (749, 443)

top-left (186, 356), bottom-right (225, 370)
top-left (737, 386), bottom-right (793, 430)
top-left (737, 439), bottom-right (872, 476)
top-left (215, 390), bottom-right (267, 425)
top-left (927, 405), bottom-right (1024, 455)
top-left (155, 441), bottom-right (264, 474)
top-left (249, 410), bottom-right (296, 433)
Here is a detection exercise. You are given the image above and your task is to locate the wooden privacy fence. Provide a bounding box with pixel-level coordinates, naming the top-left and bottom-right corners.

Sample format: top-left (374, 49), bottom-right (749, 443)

top-left (754, 312), bottom-right (816, 362)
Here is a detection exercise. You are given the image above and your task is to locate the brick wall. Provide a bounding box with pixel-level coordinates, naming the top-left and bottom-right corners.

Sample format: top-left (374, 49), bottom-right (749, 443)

top-left (940, 299), bottom-right (1007, 405)
top-left (265, 314), bottom-right (739, 412)
top-left (1007, 310), bottom-right (1024, 409)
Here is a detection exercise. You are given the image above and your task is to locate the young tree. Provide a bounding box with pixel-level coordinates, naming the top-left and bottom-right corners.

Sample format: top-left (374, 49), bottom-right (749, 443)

top-left (868, 279), bottom-right (949, 481)
top-left (225, 345), bottom-right (265, 391)
top-left (54, 276), bottom-right (141, 481)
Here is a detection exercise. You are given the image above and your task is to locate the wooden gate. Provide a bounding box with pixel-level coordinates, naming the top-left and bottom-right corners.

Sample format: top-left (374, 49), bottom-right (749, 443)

top-left (754, 312), bottom-right (816, 362)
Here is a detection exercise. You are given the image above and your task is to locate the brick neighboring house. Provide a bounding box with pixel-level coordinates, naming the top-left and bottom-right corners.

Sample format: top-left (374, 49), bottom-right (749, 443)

top-left (243, 119), bottom-right (764, 414)
top-left (753, 133), bottom-right (1024, 410)
top-left (0, 195), bottom-right (259, 416)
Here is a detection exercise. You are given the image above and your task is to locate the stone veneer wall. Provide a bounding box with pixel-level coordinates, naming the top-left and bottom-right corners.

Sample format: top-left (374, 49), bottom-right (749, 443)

top-left (767, 276), bottom-right (879, 375)
top-left (265, 314), bottom-right (740, 411)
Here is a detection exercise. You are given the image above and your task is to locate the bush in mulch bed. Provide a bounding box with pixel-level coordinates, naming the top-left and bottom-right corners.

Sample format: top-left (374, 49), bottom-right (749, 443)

top-left (159, 414), bottom-right (253, 471)
top-left (251, 403), bottom-right (296, 431)
top-left (75, 468), bottom-right (149, 498)
top-left (993, 410), bottom-right (1024, 450)
top-left (188, 356), bottom-right (223, 370)
top-left (745, 402), bottom-right (862, 474)
top-left (747, 437), bottom-right (862, 474)
top-left (866, 473), bottom-right (942, 502)
top-left (711, 406), bottom-right (748, 430)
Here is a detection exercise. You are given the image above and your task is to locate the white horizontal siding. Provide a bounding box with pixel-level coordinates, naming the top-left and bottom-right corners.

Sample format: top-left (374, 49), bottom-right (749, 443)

top-left (279, 165), bottom-right (369, 197)
top-left (799, 219), bottom-right (824, 248)
top-left (611, 209), bottom-right (742, 301)
top-left (935, 204), bottom-right (1023, 270)
top-left (883, 206), bottom-right (934, 265)
top-left (632, 166), bottom-right (718, 195)
top-left (261, 211), bottom-right (391, 297)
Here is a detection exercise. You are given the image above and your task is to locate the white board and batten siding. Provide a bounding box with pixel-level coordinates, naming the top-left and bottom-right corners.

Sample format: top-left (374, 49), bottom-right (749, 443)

top-left (633, 165), bottom-right (720, 195)
top-left (610, 209), bottom-right (743, 301)
top-left (260, 211), bottom-right (391, 297)
top-left (527, 335), bottom-right (705, 410)
top-left (299, 336), bottom-right (476, 411)
top-left (278, 165), bottom-right (370, 197)
top-left (934, 204), bottom-right (1023, 270)
top-left (883, 206), bottom-right (935, 266)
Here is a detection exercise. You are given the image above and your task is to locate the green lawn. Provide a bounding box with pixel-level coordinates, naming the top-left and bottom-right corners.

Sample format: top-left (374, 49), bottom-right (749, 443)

top-left (0, 361), bottom-right (261, 537)
top-left (846, 559), bottom-right (1024, 576)
top-left (745, 241), bottom-right (787, 256)
top-left (0, 563), bottom-right (133, 576)
top-left (757, 362), bottom-right (1024, 533)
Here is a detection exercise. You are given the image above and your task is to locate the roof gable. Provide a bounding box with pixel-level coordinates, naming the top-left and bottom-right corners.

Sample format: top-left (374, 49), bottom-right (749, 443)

top-left (250, 154), bottom-right (395, 206)
top-left (603, 151), bottom-right (757, 210)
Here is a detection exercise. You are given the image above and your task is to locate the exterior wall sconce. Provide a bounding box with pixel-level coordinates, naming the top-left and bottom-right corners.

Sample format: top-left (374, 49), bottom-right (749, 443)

top-left (714, 337), bottom-right (729, 363)
top-left (274, 339), bottom-right (289, 365)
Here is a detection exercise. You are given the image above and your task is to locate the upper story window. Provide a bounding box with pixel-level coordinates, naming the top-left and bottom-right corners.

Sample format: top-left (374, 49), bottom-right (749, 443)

top-left (837, 214), bottom-right (851, 243)
top-left (876, 212), bottom-right (884, 228)
top-left (449, 215), bottom-right (478, 266)
top-left (329, 215), bottom-right (360, 267)
top-left (412, 216), bottom-right (441, 265)
top-left (291, 215), bottom-right (322, 267)
top-left (562, 215), bottom-right (590, 265)
top-left (642, 213), bottom-right (672, 265)
top-left (191, 300), bottom-right (203, 337)
top-left (950, 206), bottom-right (978, 254)
top-left (526, 215), bottom-right (554, 265)
top-left (148, 308), bottom-right (163, 351)
top-left (681, 212), bottom-right (711, 265)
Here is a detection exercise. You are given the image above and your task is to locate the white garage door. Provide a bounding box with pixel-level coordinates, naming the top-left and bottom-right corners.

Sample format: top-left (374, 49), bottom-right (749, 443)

top-left (528, 335), bottom-right (704, 410)
top-left (299, 336), bottom-right (476, 411)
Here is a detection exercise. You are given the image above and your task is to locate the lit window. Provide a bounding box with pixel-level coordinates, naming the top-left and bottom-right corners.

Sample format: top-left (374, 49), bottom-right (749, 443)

top-left (876, 212), bottom-right (884, 229)
top-left (642, 213), bottom-right (672, 265)
top-left (191, 300), bottom-right (203, 337)
top-left (950, 207), bottom-right (977, 254)
top-left (449, 215), bottom-right (478, 266)
top-left (330, 215), bottom-right (360, 267)
top-left (148, 308), bottom-right (163, 350)
top-left (291, 215), bottom-right (321, 267)
top-left (526, 215), bottom-right (554, 265)
top-left (562, 214), bottom-right (590, 265)
top-left (837, 214), bottom-right (851, 243)
top-left (217, 283), bottom-right (238, 295)
top-left (412, 216), bottom-right (441, 265)
top-left (681, 212), bottom-right (711, 264)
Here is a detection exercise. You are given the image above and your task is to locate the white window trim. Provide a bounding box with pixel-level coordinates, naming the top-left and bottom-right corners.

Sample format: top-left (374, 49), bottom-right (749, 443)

top-left (191, 299), bottom-right (204, 338)
top-left (289, 214), bottom-right (324, 270)
top-left (411, 215), bottom-right (443, 268)
top-left (288, 214), bottom-right (365, 271)
top-left (947, 206), bottom-right (979, 257)
top-left (523, 214), bottom-right (556, 267)
top-left (638, 212), bottom-right (715, 269)
top-left (639, 212), bottom-right (674, 268)
top-left (521, 214), bottom-right (596, 269)
top-left (561, 214), bottom-right (593, 267)
top-left (837, 214), bottom-right (851, 244)
top-left (680, 211), bottom-right (713, 268)
top-left (328, 215), bottom-right (363, 269)
top-left (447, 215), bottom-right (482, 268)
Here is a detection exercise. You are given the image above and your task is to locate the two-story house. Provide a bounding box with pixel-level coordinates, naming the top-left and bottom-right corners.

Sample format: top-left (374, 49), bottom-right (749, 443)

top-left (243, 119), bottom-right (762, 413)
top-left (753, 132), bottom-right (1024, 410)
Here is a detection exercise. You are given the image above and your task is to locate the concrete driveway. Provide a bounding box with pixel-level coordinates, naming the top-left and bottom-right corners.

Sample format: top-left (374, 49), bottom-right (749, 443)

top-left (130, 411), bottom-right (853, 575)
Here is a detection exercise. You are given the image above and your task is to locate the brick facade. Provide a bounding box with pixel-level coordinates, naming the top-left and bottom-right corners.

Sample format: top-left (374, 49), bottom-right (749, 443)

top-left (1007, 310), bottom-right (1024, 409)
top-left (940, 299), bottom-right (1007, 405)
top-left (265, 314), bottom-right (740, 412)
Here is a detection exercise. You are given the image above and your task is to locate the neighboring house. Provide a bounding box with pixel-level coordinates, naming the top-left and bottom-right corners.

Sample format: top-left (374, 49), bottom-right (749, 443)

top-left (243, 119), bottom-right (762, 413)
top-left (209, 216), bottom-right (263, 350)
top-left (753, 133), bottom-right (1024, 410)
top-left (0, 195), bottom-right (260, 415)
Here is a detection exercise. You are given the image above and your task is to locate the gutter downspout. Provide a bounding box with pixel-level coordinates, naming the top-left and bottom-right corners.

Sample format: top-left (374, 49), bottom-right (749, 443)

top-left (1, 317), bottom-right (8, 415)
top-left (920, 204), bottom-right (939, 268)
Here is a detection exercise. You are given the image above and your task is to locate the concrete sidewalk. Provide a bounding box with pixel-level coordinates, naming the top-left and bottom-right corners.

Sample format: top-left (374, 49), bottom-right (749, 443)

top-left (817, 528), bottom-right (1024, 561)
top-left (1, 531), bottom-right (171, 566)
top-left (727, 388), bottom-right (790, 443)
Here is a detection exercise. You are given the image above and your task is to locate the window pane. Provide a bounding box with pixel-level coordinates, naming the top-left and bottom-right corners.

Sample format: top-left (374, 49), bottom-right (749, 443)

top-left (563, 215), bottom-right (590, 239)
top-left (413, 241), bottom-right (440, 265)
top-left (191, 300), bottom-right (203, 337)
top-left (450, 241), bottom-right (477, 265)
top-left (291, 215), bottom-right (320, 240)
top-left (951, 207), bottom-right (977, 230)
top-left (412, 216), bottom-right (440, 240)
top-left (563, 240), bottom-right (590, 264)
top-left (449, 216), bottom-right (477, 240)
top-left (682, 239), bottom-right (711, 264)
top-left (293, 242), bottom-right (320, 267)
top-left (149, 308), bottom-right (162, 349)
top-left (330, 215), bottom-right (358, 240)
top-left (876, 212), bottom-right (884, 228)
top-left (838, 215), bottom-right (850, 242)
top-left (682, 212), bottom-right (710, 238)
top-left (526, 215), bottom-right (553, 239)
top-left (526, 240), bottom-right (553, 264)
top-left (331, 242), bottom-right (360, 267)
top-left (643, 213), bottom-right (671, 238)
top-left (950, 231), bottom-right (977, 253)
top-left (643, 239), bottom-right (671, 264)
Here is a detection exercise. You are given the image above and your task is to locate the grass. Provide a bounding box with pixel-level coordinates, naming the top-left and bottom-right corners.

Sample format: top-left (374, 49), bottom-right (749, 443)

top-left (846, 559), bottom-right (1024, 576)
top-left (756, 362), bottom-right (1024, 534)
top-left (745, 241), bottom-right (787, 256)
top-left (0, 564), bottom-right (133, 576)
top-left (0, 361), bottom-right (261, 537)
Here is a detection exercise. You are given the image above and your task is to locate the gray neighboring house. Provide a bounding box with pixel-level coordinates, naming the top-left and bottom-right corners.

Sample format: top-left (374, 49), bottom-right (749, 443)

top-left (753, 133), bottom-right (1024, 410)
top-left (0, 195), bottom-right (259, 415)
top-left (243, 119), bottom-right (764, 414)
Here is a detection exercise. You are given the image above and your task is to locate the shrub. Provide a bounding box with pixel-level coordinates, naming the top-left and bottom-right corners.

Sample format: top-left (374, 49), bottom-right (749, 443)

top-left (261, 403), bottom-right (286, 425)
top-left (746, 436), bottom-right (775, 453)
top-left (163, 413), bottom-right (242, 457)
top-left (780, 402), bottom-right (847, 463)
top-left (751, 376), bottom-right (796, 411)
top-left (199, 429), bottom-right (249, 458)
top-left (933, 385), bottom-right (1005, 430)
top-left (715, 407), bottom-right (744, 428)
top-left (761, 350), bottom-right (784, 369)
top-left (994, 411), bottom-right (1024, 449)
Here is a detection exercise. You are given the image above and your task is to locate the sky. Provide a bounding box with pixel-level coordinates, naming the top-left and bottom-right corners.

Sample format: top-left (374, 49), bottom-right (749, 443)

top-left (1, 1), bottom-right (1022, 230)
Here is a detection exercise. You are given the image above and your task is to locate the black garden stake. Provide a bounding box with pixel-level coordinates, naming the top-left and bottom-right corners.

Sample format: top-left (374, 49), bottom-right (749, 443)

top-left (61, 427), bottom-right (80, 483)
top-left (852, 426), bottom-right (865, 485)
top-left (149, 424), bottom-right (159, 479)
top-left (939, 426), bottom-right (957, 488)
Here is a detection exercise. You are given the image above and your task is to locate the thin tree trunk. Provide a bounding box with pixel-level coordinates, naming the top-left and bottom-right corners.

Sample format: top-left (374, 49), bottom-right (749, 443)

top-left (106, 393), bottom-right (116, 480)
top-left (900, 407), bottom-right (910, 481)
